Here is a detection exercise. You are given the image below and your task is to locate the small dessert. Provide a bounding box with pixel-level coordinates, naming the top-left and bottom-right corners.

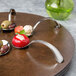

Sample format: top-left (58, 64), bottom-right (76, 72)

top-left (15, 26), bottom-right (23, 34)
top-left (0, 40), bottom-right (10, 56)
top-left (1, 20), bottom-right (16, 30)
top-left (23, 25), bottom-right (33, 36)
top-left (14, 25), bottom-right (33, 36)
top-left (12, 34), bottom-right (30, 48)
top-left (1, 20), bottom-right (11, 29)
top-left (0, 9), bottom-right (16, 31)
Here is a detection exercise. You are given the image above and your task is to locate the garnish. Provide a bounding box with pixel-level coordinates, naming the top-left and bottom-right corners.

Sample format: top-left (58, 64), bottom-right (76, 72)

top-left (20, 29), bottom-right (26, 35)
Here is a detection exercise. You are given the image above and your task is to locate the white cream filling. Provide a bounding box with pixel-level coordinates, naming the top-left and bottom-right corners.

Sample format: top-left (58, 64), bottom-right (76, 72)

top-left (16, 34), bottom-right (25, 40)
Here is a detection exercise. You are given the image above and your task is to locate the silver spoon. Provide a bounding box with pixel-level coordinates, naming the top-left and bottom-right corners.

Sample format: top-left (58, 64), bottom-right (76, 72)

top-left (2, 28), bottom-right (14, 31)
top-left (31, 17), bottom-right (61, 35)
top-left (25, 17), bottom-right (61, 36)
top-left (13, 40), bottom-right (64, 63)
top-left (0, 40), bottom-right (11, 56)
top-left (2, 9), bottom-right (16, 31)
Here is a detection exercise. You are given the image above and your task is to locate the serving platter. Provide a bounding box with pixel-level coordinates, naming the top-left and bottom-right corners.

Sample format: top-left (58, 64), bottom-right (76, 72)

top-left (0, 12), bottom-right (75, 76)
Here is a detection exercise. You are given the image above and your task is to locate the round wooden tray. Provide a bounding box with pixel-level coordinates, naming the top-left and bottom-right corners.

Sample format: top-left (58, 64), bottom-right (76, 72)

top-left (0, 12), bottom-right (75, 76)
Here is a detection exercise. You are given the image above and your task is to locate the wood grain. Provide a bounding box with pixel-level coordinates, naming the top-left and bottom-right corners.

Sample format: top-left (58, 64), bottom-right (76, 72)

top-left (0, 13), bottom-right (75, 76)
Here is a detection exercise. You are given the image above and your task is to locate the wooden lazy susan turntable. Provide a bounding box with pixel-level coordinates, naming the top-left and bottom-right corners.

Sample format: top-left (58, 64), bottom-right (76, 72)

top-left (0, 10), bottom-right (75, 76)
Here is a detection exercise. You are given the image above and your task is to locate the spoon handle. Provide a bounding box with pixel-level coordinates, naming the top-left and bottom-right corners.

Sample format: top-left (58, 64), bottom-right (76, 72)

top-left (33, 17), bottom-right (61, 32)
top-left (29, 40), bottom-right (64, 63)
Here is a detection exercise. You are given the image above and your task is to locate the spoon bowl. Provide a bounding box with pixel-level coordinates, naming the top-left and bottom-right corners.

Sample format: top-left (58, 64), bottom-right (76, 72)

top-left (0, 40), bottom-right (11, 56)
top-left (2, 28), bottom-right (14, 31)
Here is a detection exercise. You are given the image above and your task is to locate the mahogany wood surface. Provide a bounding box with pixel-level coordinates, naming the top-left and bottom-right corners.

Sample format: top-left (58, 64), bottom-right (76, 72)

top-left (0, 13), bottom-right (75, 76)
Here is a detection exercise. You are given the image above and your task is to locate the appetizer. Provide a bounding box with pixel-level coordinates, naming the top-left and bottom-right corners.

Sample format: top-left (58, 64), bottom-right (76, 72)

top-left (0, 9), bottom-right (16, 30)
top-left (1, 20), bottom-right (16, 30)
top-left (23, 25), bottom-right (33, 36)
top-left (0, 40), bottom-right (10, 55)
top-left (14, 25), bottom-right (33, 36)
top-left (12, 34), bottom-right (30, 48)
top-left (15, 26), bottom-right (23, 34)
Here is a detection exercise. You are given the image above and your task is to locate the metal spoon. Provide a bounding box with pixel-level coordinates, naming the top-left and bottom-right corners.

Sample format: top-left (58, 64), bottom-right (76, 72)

top-left (2, 28), bottom-right (14, 31)
top-left (0, 40), bottom-right (11, 56)
top-left (30, 17), bottom-right (61, 36)
top-left (13, 40), bottom-right (64, 63)
top-left (2, 9), bottom-right (16, 31)
top-left (33, 17), bottom-right (60, 30)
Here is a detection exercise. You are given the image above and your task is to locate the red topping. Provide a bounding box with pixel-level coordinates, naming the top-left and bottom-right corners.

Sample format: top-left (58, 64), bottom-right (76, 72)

top-left (12, 34), bottom-right (30, 48)
top-left (14, 26), bottom-right (23, 34)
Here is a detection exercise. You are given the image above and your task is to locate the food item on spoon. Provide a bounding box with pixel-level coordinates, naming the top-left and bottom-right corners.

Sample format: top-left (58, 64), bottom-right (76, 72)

top-left (14, 25), bottom-right (33, 36)
top-left (0, 45), bottom-right (9, 54)
top-left (12, 34), bottom-right (30, 48)
top-left (0, 40), bottom-right (9, 55)
top-left (1, 20), bottom-right (11, 29)
top-left (14, 26), bottom-right (23, 34)
top-left (0, 9), bottom-right (16, 30)
top-left (1, 20), bottom-right (16, 29)
top-left (23, 25), bottom-right (33, 36)
top-left (8, 23), bottom-right (16, 29)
